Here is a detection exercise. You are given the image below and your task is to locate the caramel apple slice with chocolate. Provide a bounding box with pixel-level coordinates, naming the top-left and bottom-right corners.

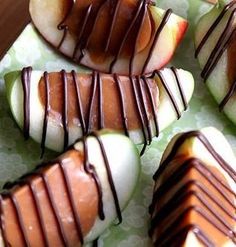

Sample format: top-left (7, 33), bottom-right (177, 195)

top-left (5, 67), bottom-right (194, 154)
top-left (0, 131), bottom-right (140, 247)
top-left (149, 127), bottom-right (236, 246)
top-left (29, 0), bottom-right (188, 75)
top-left (195, 1), bottom-right (236, 125)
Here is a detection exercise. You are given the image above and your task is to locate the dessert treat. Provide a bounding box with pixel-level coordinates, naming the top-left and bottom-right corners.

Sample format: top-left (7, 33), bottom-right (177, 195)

top-left (5, 67), bottom-right (194, 155)
top-left (195, 1), bottom-right (236, 125)
top-left (0, 131), bottom-right (140, 247)
top-left (29, 0), bottom-right (188, 75)
top-left (149, 127), bottom-right (236, 246)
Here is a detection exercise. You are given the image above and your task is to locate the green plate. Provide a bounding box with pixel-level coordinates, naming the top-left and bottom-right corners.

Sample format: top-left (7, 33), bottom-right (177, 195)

top-left (0, 0), bottom-right (234, 246)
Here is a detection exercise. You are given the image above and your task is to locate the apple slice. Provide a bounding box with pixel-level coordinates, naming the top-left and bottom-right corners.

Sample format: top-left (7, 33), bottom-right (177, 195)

top-left (29, 0), bottom-right (188, 75)
top-left (5, 67), bottom-right (194, 153)
top-left (0, 131), bottom-right (140, 247)
top-left (195, 1), bottom-right (236, 125)
top-left (150, 127), bottom-right (236, 246)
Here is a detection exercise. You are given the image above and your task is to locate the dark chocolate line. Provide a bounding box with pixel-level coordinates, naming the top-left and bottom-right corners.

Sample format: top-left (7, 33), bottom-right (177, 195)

top-left (170, 67), bottom-right (188, 111)
top-left (114, 74), bottom-right (129, 136)
top-left (109, 0), bottom-right (145, 73)
top-left (0, 196), bottom-right (8, 247)
top-left (97, 73), bottom-right (104, 130)
top-left (129, 1), bottom-right (147, 75)
top-left (10, 194), bottom-right (30, 247)
top-left (61, 70), bottom-right (69, 150)
top-left (82, 136), bottom-right (105, 220)
top-left (154, 224), bottom-right (214, 247)
top-left (59, 161), bottom-right (84, 244)
top-left (154, 131), bottom-right (236, 182)
top-left (142, 9), bottom-right (172, 74)
top-left (27, 181), bottom-right (50, 247)
top-left (72, 70), bottom-right (86, 136)
top-left (91, 132), bottom-right (122, 224)
top-left (104, 0), bottom-right (121, 52)
top-left (40, 72), bottom-right (50, 158)
top-left (141, 76), bottom-right (159, 137)
top-left (73, 4), bottom-right (93, 60)
top-left (153, 70), bottom-right (181, 119)
top-left (195, 0), bottom-right (236, 57)
top-left (201, 8), bottom-right (236, 80)
top-left (57, 0), bottom-right (75, 49)
top-left (136, 76), bottom-right (152, 145)
top-left (21, 67), bottom-right (32, 140)
top-left (130, 76), bottom-right (148, 155)
top-left (87, 71), bottom-right (98, 134)
top-left (40, 172), bottom-right (69, 246)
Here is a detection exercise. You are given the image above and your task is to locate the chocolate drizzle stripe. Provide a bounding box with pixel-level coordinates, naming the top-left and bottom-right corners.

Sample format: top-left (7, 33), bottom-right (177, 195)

top-left (154, 131), bottom-right (236, 182)
top-left (170, 66), bottom-right (188, 111)
top-left (0, 196), bottom-right (7, 247)
top-left (104, 0), bottom-right (121, 52)
top-left (142, 9), bottom-right (172, 74)
top-left (150, 188), bottom-right (235, 239)
top-left (57, 1), bottom-right (172, 74)
top-left (41, 72), bottom-right (50, 158)
top-left (59, 162), bottom-right (84, 244)
top-left (152, 158), bottom-right (235, 209)
top-left (57, 0), bottom-right (75, 49)
top-left (21, 67), bottom-right (32, 139)
top-left (21, 68), bottom-right (187, 156)
top-left (130, 76), bottom-right (149, 155)
top-left (153, 70), bottom-right (181, 119)
top-left (87, 71), bottom-right (98, 135)
top-left (97, 73), bottom-right (104, 129)
top-left (72, 70), bottom-right (86, 135)
top-left (82, 136), bottom-right (105, 220)
top-left (195, 1), bottom-right (236, 57)
top-left (27, 182), bottom-right (50, 247)
top-left (195, 1), bottom-right (236, 110)
top-left (153, 205), bottom-right (235, 245)
top-left (61, 70), bottom-right (69, 151)
top-left (201, 9), bottom-right (236, 80)
top-left (10, 194), bottom-right (30, 246)
top-left (114, 74), bottom-right (129, 136)
top-left (129, 1), bottom-right (147, 75)
top-left (91, 132), bottom-right (122, 224)
top-left (109, 0), bottom-right (145, 73)
top-left (136, 76), bottom-right (152, 144)
top-left (142, 76), bottom-right (159, 137)
top-left (41, 173), bottom-right (69, 246)
top-left (73, 4), bottom-right (93, 60)
top-left (154, 224), bottom-right (214, 247)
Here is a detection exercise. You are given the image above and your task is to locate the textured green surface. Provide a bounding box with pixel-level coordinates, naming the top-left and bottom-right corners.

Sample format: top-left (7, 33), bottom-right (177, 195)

top-left (0, 0), bottom-right (235, 246)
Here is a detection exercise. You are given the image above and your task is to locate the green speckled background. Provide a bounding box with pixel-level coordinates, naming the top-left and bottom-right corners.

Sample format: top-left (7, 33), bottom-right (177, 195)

top-left (0, 0), bottom-right (234, 246)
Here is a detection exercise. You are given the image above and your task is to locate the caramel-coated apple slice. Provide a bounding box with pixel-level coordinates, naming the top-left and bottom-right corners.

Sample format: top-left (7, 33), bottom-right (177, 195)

top-left (29, 0), bottom-right (188, 75)
top-left (0, 131), bottom-right (140, 247)
top-left (5, 67), bottom-right (194, 154)
top-left (195, 1), bottom-right (236, 125)
top-left (149, 127), bottom-right (236, 246)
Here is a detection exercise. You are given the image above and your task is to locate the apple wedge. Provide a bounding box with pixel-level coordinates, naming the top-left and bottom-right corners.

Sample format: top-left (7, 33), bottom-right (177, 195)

top-left (29, 0), bottom-right (188, 75)
top-left (4, 67), bottom-right (194, 153)
top-left (150, 127), bottom-right (236, 246)
top-left (195, 1), bottom-right (236, 125)
top-left (0, 131), bottom-right (140, 247)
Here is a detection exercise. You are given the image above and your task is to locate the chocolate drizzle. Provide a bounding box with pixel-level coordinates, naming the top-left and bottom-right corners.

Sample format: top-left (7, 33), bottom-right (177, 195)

top-left (21, 67), bottom-right (187, 156)
top-left (56, 0), bottom-right (172, 74)
top-left (0, 132), bottom-right (121, 247)
top-left (149, 131), bottom-right (236, 246)
top-left (195, 1), bottom-right (236, 110)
